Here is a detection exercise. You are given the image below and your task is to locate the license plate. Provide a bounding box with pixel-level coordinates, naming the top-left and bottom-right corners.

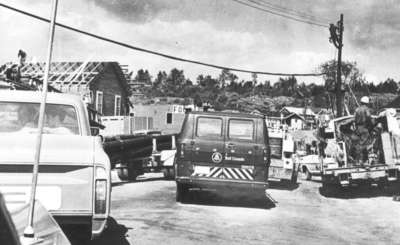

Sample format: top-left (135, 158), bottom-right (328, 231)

top-left (194, 166), bottom-right (210, 175)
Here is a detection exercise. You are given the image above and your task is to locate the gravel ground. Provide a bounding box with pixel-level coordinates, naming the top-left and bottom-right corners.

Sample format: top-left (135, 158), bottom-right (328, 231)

top-left (69, 172), bottom-right (400, 245)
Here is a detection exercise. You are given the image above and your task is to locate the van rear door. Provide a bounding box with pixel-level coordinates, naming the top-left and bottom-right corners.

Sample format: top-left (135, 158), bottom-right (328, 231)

top-left (190, 116), bottom-right (225, 177)
top-left (224, 118), bottom-right (257, 180)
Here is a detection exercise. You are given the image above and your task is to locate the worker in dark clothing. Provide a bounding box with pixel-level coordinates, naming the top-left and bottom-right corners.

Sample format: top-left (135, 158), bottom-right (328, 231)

top-left (354, 96), bottom-right (373, 165)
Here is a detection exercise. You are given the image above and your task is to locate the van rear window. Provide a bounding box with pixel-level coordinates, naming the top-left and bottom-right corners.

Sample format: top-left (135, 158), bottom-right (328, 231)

top-left (228, 119), bottom-right (254, 140)
top-left (196, 117), bottom-right (222, 137)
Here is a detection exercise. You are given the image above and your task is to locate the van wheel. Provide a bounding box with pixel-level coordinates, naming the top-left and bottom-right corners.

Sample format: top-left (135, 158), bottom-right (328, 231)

top-left (176, 183), bottom-right (189, 203)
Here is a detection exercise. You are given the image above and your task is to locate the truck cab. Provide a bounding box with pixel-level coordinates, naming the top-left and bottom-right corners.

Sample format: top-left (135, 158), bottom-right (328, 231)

top-left (0, 90), bottom-right (111, 239)
top-left (175, 111), bottom-right (270, 202)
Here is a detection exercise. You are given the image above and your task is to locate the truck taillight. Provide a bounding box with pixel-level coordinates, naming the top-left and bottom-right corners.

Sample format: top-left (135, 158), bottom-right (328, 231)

top-left (180, 143), bottom-right (185, 158)
top-left (95, 167), bottom-right (107, 214)
top-left (263, 148), bottom-right (268, 162)
top-left (95, 180), bottom-right (107, 214)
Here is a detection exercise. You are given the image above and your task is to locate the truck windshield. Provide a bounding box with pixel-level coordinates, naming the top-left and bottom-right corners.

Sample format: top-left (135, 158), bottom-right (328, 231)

top-left (0, 102), bottom-right (79, 135)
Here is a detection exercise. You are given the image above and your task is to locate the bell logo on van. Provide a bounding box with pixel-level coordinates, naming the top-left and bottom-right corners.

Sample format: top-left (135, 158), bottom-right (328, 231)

top-left (211, 152), bottom-right (223, 163)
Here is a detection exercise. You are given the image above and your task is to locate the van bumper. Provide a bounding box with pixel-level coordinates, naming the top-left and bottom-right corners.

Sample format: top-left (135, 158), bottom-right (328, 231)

top-left (176, 176), bottom-right (268, 190)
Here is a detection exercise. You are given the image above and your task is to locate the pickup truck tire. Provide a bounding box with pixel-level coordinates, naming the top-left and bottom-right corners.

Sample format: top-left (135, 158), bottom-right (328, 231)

top-left (176, 183), bottom-right (190, 203)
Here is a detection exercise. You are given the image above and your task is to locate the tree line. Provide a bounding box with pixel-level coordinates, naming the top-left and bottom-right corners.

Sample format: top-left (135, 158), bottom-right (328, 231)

top-left (130, 60), bottom-right (399, 113)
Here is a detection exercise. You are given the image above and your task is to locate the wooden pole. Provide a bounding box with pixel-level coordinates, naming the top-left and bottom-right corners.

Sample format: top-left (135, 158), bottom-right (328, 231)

top-left (336, 14), bottom-right (344, 117)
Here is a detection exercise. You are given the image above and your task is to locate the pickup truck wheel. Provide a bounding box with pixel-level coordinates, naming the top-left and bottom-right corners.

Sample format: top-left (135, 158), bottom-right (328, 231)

top-left (176, 183), bottom-right (189, 203)
top-left (117, 168), bottom-right (129, 181)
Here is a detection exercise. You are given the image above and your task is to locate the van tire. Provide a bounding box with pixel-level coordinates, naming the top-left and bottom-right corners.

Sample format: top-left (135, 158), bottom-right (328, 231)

top-left (176, 183), bottom-right (189, 203)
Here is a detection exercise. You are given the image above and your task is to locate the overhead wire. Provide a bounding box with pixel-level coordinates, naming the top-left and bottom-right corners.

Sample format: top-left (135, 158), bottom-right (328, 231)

top-left (231, 0), bottom-right (329, 28)
top-left (253, 0), bottom-right (331, 23)
top-left (0, 2), bottom-right (325, 76)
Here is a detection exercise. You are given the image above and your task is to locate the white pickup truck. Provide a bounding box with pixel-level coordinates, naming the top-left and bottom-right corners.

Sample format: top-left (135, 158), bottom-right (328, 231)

top-left (0, 90), bottom-right (111, 239)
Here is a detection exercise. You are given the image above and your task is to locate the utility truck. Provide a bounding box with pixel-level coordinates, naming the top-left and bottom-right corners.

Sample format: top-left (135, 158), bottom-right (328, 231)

top-left (319, 108), bottom-right (400, 190)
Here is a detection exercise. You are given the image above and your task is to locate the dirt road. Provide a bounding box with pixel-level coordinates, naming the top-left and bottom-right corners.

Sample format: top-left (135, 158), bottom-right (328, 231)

top-left (75, 173), bottom-right (400, 245)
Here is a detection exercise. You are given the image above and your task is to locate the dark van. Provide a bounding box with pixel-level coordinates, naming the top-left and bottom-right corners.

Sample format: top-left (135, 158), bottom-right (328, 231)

top-left (175, 111), bottom-right (270, 202)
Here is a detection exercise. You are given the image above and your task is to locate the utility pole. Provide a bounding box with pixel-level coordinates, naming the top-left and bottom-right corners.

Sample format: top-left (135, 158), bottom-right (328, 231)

top-left (329, 14), bottom-right (344, 117)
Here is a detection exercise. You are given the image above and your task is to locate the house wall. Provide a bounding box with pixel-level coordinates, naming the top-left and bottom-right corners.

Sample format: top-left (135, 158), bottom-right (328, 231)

top-left (90, 65), bottom-right (129, 116)
top-left (289, 117), bottom-right (304, 130)
top-left (131, 104), bottom-right (186, 134)
top-left (265, 117), bottom-right (282, 129)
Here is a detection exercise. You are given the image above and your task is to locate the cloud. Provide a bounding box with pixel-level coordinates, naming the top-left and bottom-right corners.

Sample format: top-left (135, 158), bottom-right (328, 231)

top-left (0, 0), bottom-right (399, 84)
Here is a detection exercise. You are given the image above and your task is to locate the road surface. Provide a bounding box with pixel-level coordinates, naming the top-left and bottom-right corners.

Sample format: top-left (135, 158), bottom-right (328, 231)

top-left (70, 172), bottom-right (400, 245)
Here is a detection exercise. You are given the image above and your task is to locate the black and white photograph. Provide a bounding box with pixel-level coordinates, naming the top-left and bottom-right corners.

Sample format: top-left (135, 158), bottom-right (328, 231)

top-left (0, 1), bottom-right (400, 244)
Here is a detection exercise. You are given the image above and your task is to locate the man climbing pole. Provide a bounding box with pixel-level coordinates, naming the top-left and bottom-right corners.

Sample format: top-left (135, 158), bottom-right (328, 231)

top-left (354, 96), bottom-right (373, 166)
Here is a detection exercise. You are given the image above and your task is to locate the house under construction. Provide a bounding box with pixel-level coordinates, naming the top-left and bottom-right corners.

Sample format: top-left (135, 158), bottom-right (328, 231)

top-left (0, 61), bottom-right (132, 117)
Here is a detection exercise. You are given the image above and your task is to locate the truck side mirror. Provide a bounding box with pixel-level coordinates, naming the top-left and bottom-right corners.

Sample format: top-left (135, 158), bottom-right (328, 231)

top-left (90, 127), bottom-right (100, 136)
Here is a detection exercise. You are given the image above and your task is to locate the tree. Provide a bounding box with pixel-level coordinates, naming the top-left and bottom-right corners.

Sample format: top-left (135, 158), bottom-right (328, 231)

top-left (319, 60), bottom-right (365, 92)
top-left (133, 69), bottom-right (152, 85)
top-left (150, 71), bottom-right (167, 96)
top-left (162, 68), bottom-right (186, 96)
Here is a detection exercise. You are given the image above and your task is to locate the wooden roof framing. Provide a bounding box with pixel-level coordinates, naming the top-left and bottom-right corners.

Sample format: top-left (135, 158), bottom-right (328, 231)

top-left (19, 62), bottom-right (107, 89)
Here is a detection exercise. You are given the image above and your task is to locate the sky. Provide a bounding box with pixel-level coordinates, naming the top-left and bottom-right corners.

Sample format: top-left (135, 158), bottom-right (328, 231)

top-left (0, 0), bottom-right (399, 85)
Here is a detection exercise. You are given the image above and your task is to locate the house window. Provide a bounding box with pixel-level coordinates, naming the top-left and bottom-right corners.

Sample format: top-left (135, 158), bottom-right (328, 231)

top-left (96, 91), bottom-right (103, 114)
top-left (114, 95), bottom-right (121, 116)
top-left (89, 91), bottom-right (94, 103)
top-left (166, 113), bottom-right (173, 124)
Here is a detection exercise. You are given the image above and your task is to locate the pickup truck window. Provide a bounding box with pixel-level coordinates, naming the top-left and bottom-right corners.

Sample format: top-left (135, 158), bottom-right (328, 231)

top-left (0, 102), bottom-right (79, 135)
top-left (228, 119), bottom-right (254, 140)
top-left (196, 117), bottom-right (222, 137)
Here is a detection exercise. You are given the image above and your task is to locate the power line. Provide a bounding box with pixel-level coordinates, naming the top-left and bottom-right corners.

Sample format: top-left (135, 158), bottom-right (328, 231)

top-left (0, 2), bottom-right (325, 76)
top-left (231, 0), bottom-right (329, 28)
top-left (254, 0), bottom-right (331, 23)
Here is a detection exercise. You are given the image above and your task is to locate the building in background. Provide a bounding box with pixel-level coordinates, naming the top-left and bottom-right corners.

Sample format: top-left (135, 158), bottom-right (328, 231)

top-left (131, 102), bottom-right (200, 134)
top-left (279, 106), bottom-right (316, 130)
top-left (0, 61), bottom-right (131, 117)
